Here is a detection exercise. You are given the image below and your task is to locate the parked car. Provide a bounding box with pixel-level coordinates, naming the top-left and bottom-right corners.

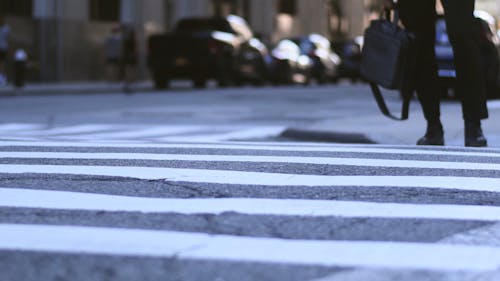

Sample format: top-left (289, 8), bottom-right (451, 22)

top-left (268, 39), bottom-right (313, 85)
top-left (147, 15), bottom-right (268, 89)
top-left (331, 38), bottom-right (363, 82)
top-left (235, 38), bottom-right (269, 85)
top-left (435, 11), bottom-right (500, 99)
top-left (290, 34), bottom-right (341, 84)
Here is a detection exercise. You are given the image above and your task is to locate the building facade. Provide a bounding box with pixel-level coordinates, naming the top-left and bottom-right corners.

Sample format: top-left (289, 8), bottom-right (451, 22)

top-left (1, 0), bottom-right (498, 82)
top-left (2, 0), bottom-right (169, 82)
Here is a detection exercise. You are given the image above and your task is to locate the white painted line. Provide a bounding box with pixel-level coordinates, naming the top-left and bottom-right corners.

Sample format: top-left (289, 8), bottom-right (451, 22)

top-left (70, 126), bottom-right (205, 140)
top-left (0, 151), bottom-right (498, 171)
top-left (440, 222), bottom-right (500, 247)
top-left (0, 125), bottom-right (123, 138)
top-left (0, 137), bottom-right (40, 141)
top-left (27, 124), bottom-right (122, 136)
top-left (0, 124), bottom-right (282, 141)
top-left (1, 164), bottom-right (500, 193)
top-left (0, 124), bottom-right (44, 132)
top-left (162, 127), bottom-right (286, 142)
top-left (1, 224), bottom-right (500, 271)
top-left (0, 141), bottom-right (499, 158)
top-left (1, 188), bottom-right (499, 221)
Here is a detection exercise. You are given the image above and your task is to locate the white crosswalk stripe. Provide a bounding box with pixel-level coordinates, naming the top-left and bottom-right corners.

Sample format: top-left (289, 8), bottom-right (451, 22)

top-left (0, 123), bottom-right (286, 142)
top-left (1, 188), bottom-right (500, 221)
top-left (2, 224), bottom-right (500, 271)
top-left (1, 140), bottom-right (500, 280)
top-left (1, 139), bottom-right (500, 157)
top-left (1, 151), bottom-right (500, 170)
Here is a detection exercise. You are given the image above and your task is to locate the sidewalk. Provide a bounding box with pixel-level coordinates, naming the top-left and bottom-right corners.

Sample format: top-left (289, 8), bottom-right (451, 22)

top-left (0, 81), bottom-right (154, 96)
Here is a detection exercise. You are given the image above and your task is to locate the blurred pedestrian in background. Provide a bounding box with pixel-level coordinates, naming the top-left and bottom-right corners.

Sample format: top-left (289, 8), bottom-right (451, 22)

top-left (0, 17), bottom-right (11, 86)
top-left (121, 26), bottom-right (138, 93)
top-left (105, 25), bottom-right (123, 82)
top-left (384, 0), bottom-right (488, 147)
top-left (13, 48), bottom-right (27, 89)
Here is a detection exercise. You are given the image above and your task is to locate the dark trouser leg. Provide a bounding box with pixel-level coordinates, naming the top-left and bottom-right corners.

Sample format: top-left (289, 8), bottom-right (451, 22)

top-left (399, 0), bottom-right (441, 123)
top-left (399, 0), bottom-right (444, 145)
top-left (441, 0), bottom-right (488, 121)
top-left (441, 0), bottom-right (488, 147)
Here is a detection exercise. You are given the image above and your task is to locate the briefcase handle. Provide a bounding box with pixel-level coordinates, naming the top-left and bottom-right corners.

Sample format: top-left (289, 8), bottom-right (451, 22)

top-left (369, 82), bottom-right (411, 121)
top-left (383, 0), bottom-right (398, 12)
top-left (383, 6), bottom-right (400, 27)
top-left (370, 4), bottom-right (412, 121)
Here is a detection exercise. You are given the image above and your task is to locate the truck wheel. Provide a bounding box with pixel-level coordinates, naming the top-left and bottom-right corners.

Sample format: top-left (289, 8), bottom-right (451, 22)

top-left (153, 72), bottom-right (169, 90)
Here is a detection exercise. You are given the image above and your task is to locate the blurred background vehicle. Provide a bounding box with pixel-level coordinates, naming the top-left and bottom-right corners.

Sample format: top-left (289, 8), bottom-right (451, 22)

top-left (331, 38), bottom-right (363, 83)
top-left (435, 10), bottom-right (500, 99)
top-left (268, 39), bottom-right (313, 85)
top-left (290, 34), bottom-right (342, 84)
top-left (235, 37), bottom-right (269, 86)
top-left (147, 15), bottom-right (267, 89)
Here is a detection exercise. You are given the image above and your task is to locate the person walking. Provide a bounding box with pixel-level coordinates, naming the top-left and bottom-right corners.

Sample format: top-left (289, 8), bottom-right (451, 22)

top-left (121, 26), bottom-right (138, 93)
top-left (0, 17), bottom-right (11, 86)
top-left (104, 25), bottom-right (123, 82)
top-left (384, 0), bottom-right (488, 147)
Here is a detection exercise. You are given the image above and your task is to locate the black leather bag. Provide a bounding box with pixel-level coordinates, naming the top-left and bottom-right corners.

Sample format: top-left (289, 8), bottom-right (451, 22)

top-left (361, 8), bottom-right (416, 120)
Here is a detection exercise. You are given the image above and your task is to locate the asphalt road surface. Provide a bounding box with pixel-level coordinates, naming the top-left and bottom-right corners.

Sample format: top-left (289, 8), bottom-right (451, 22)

top-left (0, 85), bottom-right (500, 280)
top-left (1, 140), bottom-right (500, 281)
top-left (0, 84), bottom-right (378, 129)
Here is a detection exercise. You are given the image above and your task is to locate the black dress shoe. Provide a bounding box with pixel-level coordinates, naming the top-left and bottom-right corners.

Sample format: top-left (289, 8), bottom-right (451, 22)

top-left (417, 123), bottom-right (444, 146)
top-left (465, 121), bottom-right (487, 147)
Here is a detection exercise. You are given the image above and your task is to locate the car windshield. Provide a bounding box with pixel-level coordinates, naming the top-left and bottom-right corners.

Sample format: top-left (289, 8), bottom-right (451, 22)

top-left (176, 19), bottom-right (232, 33)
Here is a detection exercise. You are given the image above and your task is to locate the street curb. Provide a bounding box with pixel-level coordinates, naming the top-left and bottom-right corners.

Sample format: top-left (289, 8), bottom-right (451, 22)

top-left (280, 128), bottom-right (377, 144)
top-left (0, 84), bottom-right (154, 97)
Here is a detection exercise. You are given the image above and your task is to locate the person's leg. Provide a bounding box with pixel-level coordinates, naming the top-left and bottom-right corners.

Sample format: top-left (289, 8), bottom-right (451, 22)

top-left (106, 61), bottom-right (114, 82)
top-left (106, 59), bottom-right (120, 82)
top-left (0, 51), bottom-right (6, 85)
top-left (123, 63), bottom-right (136, 93)
top-left (399, 0), bottom-right (444, 145)
top-left (441, 0), bottom-right (488, 147)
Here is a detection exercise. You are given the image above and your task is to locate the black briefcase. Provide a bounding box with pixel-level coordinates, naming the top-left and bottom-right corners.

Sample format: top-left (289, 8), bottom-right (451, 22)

top-left (361, 8), bottom-right (416, 120)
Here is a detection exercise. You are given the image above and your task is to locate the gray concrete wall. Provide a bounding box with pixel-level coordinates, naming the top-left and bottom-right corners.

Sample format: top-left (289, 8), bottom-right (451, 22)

top-left (341, 0), bottom-right (367, 38)
top-left (248, 0), bottom-right (276, 45)
top-left (61, 20), bottom-right (113, 81)
top-left (20, 0), bottom-right (115, 81)
top-left (172, 0), bottom-right (212, 23)
top-left (297, 0), bottom-right (329, 36)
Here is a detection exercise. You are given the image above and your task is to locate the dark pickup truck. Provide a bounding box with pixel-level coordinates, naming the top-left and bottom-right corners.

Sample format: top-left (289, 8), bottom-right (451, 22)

top-left (148, 15), bottom-right (268, 89)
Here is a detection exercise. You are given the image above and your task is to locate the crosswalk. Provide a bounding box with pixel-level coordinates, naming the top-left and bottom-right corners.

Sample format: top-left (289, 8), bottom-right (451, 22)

top-left (1, 140), bottom-right (500, 281)
top-left (0, 123), bottom-right (286, 142)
